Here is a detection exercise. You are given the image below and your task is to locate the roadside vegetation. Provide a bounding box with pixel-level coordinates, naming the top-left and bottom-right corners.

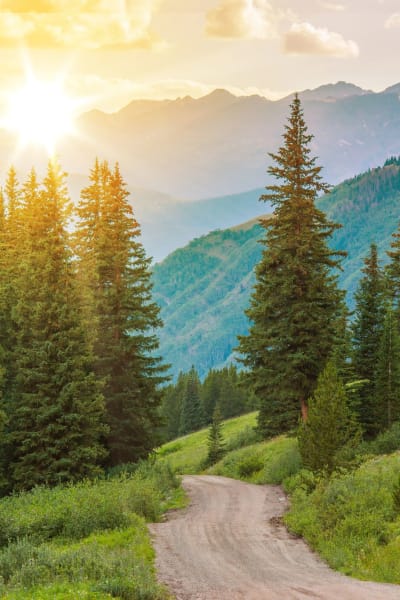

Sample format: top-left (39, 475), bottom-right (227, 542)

top-left (157, 411), bottom-right (400, 585)
top-left (0, 462), bottom-right (180, 599)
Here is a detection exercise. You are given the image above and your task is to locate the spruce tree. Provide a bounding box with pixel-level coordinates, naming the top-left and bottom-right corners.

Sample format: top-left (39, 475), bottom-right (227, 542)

top-left (160, 372), bottom-right (186, 441)
top-left (352, 243), bottom-right (386, 437)
top-left (205, 404), bottom-right (225, 466)
top-left (180, 366), bottom-right (203, 435)
top-left (375, 304), bottom-right (400, 430)
top-left (238, 95), bottom-right (344, 437)
top-left (201, 369), bottom-right (220, 424)
top-left (7, 160), bottom-right (107, 490)
top-left (298, 362), bottom-right (360, 474)
top-left (386, 221), bottom-right (400, 315)
top-left (76, 160), bottom-right (168, 466)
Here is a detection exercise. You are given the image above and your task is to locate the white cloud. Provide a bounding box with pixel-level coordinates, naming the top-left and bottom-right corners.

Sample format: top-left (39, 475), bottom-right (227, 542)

top-left (0, 0), bottom-right (162, 48)
top-left (205, 0), bottom-right (289, 40)
top-left (385, 13), bottom-right (400, 28)
top-left (284, 22), bottom-right (359, 58)
top-left (318, 1), bottom-right (346, 11)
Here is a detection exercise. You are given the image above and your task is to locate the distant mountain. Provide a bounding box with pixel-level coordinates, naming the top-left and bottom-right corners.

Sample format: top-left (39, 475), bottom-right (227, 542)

top-left (294, 81), bottom-right (370, 102)
top-left (153, 160), bottom-right (400, 378)
top-left (56, 80), bottom-right (400, 200)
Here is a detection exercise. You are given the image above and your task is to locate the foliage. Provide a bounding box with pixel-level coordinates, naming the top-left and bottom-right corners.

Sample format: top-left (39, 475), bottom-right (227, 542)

top-left (285, 453), bottom-right (400, 583)
top-left (160, 365), bottom-right (255, 441)
top-left (375, 305), bottom-right (400, 429)
top-left (0, 461), bottom-right (177, 599)
top-left (75, 160), bottom-right (168, 467)
top-left (3, 161), bottom-right (107, 492)
top-left (153, 161), bottom-right (400, 378)
top-left (179, 366), bottom-right (203, 435)
top-left (156, 412), bottom-right (257, 474)
top-left (204, 405), bottom-right (225, 466)
top-left (238, 95), bottom-right (344, 437)
top-left (351, 243), bottom-right (386, 437)
top-left (298, 362), bottom-right (361, 474)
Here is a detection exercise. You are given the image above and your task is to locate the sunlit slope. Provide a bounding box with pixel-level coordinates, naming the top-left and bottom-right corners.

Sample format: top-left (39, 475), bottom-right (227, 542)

top-left (153, 161), bottom-right (400, 377)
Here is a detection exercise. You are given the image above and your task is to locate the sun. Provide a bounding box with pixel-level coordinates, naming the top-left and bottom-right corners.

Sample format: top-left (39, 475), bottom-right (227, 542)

top-left (3, 75), bottom-right (77, 155)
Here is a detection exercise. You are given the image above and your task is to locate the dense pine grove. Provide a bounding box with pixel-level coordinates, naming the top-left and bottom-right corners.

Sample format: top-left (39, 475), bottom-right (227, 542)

top-left (0, 158), bottom-right (166, 493)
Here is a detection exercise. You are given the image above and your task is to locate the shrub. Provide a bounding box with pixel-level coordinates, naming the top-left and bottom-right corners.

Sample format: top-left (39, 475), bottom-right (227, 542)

top-left (224, 426), bottom-right (260, 452)
top-left (237, 455), bottom-right (264, 478)
top-left (264, 442), bottom-right (302, 484)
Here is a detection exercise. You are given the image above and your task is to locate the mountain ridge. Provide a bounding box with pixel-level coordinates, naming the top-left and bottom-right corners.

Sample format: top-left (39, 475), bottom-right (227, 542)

top-left (152, 160), bottom-right (400, 378)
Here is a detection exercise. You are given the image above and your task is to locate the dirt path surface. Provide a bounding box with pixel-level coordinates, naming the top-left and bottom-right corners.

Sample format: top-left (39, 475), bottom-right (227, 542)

top-left (149, 475), bottom-right (400, 600)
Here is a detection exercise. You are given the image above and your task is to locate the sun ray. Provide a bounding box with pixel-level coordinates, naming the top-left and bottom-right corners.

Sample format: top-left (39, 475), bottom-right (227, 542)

top-left (2, 69), bottom-right (79, 156)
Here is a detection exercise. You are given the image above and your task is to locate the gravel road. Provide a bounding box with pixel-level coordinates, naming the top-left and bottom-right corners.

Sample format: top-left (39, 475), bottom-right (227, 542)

top-left (149, 475), bottom-right (400, 600)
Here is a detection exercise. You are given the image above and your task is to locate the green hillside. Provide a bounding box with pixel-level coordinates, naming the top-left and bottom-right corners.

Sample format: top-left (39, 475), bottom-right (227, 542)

top-left (153, 161), bottom-right (400, 378)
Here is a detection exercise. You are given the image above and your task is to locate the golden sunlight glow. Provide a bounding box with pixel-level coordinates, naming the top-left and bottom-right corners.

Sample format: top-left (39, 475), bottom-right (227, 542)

top-left (3, 75), bottom-right (76, 155)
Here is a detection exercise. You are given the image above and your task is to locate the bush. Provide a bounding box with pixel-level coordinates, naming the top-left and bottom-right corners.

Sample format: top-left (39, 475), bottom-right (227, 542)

top-left (0, 462), bottom-right (178, 547)
top-left (370, 421), bottom-right (400, 455)
top-left (285, 453), bottom-right (400, 581)
top-left (224, 426), bottom-right (260, 452)
top-left (237, 455), bottom-right (264, 478)
top-left (264, 443), bottom-right (302, 484)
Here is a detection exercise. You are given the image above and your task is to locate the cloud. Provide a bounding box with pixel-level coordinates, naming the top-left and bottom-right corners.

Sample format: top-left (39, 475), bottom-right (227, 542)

top-left (318, 1), bottom-right (345, 11)
top-left (284, 22), bottom-right (359, 57)
top-left (205, 0), bottom-right (289, 40)
top-left (385, 13), bottom-right (400, 28)
top-left (0, 0), bottom-right (161, 48)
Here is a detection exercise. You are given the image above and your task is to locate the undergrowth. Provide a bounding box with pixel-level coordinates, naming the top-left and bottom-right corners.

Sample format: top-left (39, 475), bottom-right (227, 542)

top-left (0, 461), bottom-right (178, 599)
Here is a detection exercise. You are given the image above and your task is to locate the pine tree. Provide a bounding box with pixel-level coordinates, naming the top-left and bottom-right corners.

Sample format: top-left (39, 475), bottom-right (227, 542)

top-left (375, 304), bottom-right (400, 430)
top-left (160, 372), bottom-right (186, 441)
top-left (238, 95), bottom-right (344, 437)
top-left (298, 362), bottom-right (361, 474)
top-left (76, 160), bottom-right (168, 466)
top-left (201, 369), bottom-right (220, 424)
top-left (386, 221), bottom-right (400, 315)
top-left (7, 160), bottom-right (107, 490)
top-left (180, 366), bottom-right (203, 435)
top-left (352, 243), bottom-right (386, 437)
top-left (205, 404), bottom-right (225, 466)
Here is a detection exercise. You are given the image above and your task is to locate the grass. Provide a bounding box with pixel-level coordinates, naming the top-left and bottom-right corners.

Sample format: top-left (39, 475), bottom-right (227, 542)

top-left (157, 411), bottom-right (400, 588)
top-left (0, 461), bottom-right (179, 599)
top-left (284, 452), bottom-right (400, 584)
top-left (156, 412), bottom-right (258, 473)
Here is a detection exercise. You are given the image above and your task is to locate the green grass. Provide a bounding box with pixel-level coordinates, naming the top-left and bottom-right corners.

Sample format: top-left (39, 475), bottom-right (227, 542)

top-left (0, 462), bottom-right (178, 599)
top-left (157, 411), bottom-right (400, 588)
top-left (156, 412), bottom-right (258, 473)
top-left (285, 452), bottom-right (400, 584)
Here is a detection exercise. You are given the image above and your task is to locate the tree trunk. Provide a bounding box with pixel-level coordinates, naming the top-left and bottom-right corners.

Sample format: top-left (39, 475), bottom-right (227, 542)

top-left (300, 397), bottom-right (308, 422)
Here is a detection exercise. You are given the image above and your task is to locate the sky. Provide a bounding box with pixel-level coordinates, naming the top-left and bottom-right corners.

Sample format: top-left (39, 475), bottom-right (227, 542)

top-left (0, 0), bottom-right (398, 114)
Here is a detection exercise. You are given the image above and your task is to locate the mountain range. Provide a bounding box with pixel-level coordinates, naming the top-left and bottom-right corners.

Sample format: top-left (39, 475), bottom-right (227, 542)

top-left (152, 159), bottom-right (400, 378)
top-left (1, 80), bottom-right (400, 261)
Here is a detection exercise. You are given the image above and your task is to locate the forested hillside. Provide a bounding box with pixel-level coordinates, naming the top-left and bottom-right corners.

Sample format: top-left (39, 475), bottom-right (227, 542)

top-left (153, 159), bottom-right (400, 378)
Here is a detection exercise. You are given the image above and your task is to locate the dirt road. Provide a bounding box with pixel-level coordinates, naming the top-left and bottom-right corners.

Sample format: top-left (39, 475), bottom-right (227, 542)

top-left (150, 475), bottom-right (400, 600)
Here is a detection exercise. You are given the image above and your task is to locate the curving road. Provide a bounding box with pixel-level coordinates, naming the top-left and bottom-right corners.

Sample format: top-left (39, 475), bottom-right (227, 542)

top-left (149, 475), bottom-right (400, 600)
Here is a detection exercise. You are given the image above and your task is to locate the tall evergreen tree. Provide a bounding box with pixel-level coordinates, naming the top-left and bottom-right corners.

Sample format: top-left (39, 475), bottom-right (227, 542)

top-left (76, 160), bottom-right (168, 466)
top-left (6, 160), bottom-right (107, 490)
top-left (205, 404), bottom-right (225, 466)
top-left (237, 95), bottom-right (344, 437)
top-left (298, 362), bottom-right (361, 474)
top-left (160, 371), bottom-right (186, 441)
top-left (352, 243), bottom-right (386, 437)
top-left (386, 221), bottom-right (400, 315)
top-left (375, 304), bottom-right (400, 430)
top-left (180, 366), bottom-right (203, 435)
